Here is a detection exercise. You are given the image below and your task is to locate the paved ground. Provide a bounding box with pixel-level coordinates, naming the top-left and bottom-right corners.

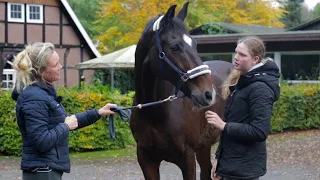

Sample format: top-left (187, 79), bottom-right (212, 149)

top-left (1, 130), bottom-right (319, 180)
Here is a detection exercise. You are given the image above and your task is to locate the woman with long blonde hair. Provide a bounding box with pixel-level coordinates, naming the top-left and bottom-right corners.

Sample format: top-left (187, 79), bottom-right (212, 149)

top-left (205, 36), bottom-right (280, 180)
top-left (12, 42), bottom-right (117, 180)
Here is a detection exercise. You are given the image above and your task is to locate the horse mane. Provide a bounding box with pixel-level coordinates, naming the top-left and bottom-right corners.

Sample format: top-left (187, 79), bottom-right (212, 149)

top-left (134, 16), bottom-right (160, 96)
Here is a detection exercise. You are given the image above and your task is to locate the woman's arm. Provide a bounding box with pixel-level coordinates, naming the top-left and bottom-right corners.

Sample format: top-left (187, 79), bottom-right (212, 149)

top-left (74, 103), bottom-right (117, 129)
top-left (74, 109), bottom-right (101, 129)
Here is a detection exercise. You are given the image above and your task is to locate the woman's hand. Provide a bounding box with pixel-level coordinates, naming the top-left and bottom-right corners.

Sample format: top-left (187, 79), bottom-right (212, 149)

top-left (98, 103), bottom-right (117, 116)
top-left (205, 111), bottom-right (226, 131)
top-left (64, 115), bottom-right (78, 130)
top-left (211, 159), bottom-right (221, 180)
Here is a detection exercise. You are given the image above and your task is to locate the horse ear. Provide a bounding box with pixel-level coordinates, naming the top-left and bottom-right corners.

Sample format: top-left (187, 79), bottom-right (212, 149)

top-left (176, 2), bottom-right (189, 21)
top-left (162, 4), bottom-right (177, 26)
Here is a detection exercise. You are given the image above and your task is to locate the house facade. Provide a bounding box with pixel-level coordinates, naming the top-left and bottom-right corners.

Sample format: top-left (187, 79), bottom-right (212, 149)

top-left (191, 20), bottom-right (320, 82)
top-left (0, 0), bottom-right (100, 89)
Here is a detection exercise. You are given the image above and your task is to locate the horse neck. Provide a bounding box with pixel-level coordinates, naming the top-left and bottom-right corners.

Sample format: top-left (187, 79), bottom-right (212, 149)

top-left (134, 59), bottom-right (174, 104)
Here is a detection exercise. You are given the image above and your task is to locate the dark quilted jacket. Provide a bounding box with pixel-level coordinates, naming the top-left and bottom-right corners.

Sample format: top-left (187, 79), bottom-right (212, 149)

top-left (215, 61), bottom-right (281, 179)
top-left (12, 83), bottom-right (102, 173)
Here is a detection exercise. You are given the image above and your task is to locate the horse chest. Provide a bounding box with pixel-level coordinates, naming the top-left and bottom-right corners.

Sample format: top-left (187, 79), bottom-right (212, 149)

top-left (133, 117), bottom-right (182, 151)
top-left (140, 125), bottom-right (174, 146)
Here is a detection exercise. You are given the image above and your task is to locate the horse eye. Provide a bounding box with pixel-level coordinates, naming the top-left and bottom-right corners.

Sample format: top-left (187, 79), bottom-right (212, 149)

top-left (170, 45), bottom-right (180, 53)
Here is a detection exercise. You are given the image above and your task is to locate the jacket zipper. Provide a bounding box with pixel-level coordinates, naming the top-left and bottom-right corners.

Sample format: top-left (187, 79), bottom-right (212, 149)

top-left (217, 90), bottom-right (236, 160)
top-left (55, 146), bottom-right (59, 159)
top-left (224, 90), bottom-right (237, 120)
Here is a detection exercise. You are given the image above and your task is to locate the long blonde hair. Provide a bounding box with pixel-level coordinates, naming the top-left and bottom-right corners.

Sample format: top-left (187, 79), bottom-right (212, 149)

top-left (221, 36), bottom-right (266, 99)
top-left (13, 42), bottom-right (55, 93)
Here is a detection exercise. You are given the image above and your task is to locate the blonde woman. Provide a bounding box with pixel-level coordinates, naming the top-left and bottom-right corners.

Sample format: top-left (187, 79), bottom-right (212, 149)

top-left (205, 36), bottom-right (280, 180)
top-left (11, 42), bottom-right (116, 180)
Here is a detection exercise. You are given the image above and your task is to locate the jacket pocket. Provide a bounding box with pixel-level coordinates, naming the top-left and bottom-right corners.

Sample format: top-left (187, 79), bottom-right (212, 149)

top-left (227, 140), bottom-right (248, 156)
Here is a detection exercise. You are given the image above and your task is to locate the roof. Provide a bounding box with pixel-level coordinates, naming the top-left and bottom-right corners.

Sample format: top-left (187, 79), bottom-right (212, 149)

top-left (60, 0), bottom-right (101, 57)
top-left (75, 45), bottom-right (136, 69)
top-left (289, 17), bottom-right (320, 31)
top-left (193, 30), bottom-right (320, 44)
top-left (190, 22), bottom-right (285, 35)
top-left (215, 22), bottom-right (285, 33)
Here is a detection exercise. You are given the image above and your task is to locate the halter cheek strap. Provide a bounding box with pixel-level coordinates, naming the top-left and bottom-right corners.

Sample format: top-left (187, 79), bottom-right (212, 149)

top-left (152, 15), bottom-right (211, 95)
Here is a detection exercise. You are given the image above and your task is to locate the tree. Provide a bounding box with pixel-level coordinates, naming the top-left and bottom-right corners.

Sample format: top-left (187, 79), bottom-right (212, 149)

top-left (280, 0), bottom-right (305, 28)
top-left (313, 3), bottom-right (320, 19)
top-left (67, 0), bottom-right (103, 38)
top-left (301, 4), bottom-right (313, 23)
top-left (210, 0), bottom-right (285, 27)
top-left (95, 0), bottom-right (285, 54)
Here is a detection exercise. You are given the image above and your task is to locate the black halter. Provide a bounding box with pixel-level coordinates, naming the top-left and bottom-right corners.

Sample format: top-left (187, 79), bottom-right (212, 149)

top-left (153, 15), bottom-right (211, 96)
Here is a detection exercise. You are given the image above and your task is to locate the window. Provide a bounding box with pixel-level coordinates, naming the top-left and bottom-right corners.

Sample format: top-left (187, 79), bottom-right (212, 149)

top-left (200, 54), bottom-right (232, 63)
top-left (26, 4), bottom-right (43, 23)
top-left (1, 69), bottom-right (16, 90)
top-left (7, 3), bottom-right (24, 23)
top-left (281, 54), bottom-right (320, 80)
top-left (265, 53), bottom-right (274, 59)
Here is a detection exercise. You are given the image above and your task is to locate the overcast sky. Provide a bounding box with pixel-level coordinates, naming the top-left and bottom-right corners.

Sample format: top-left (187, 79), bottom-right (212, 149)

top-left (304, 0), bottom-right (320, 9)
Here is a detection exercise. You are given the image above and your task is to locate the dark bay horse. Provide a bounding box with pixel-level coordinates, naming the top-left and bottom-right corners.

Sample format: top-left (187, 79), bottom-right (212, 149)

top-left (130, 2), bottom-right (233, 179)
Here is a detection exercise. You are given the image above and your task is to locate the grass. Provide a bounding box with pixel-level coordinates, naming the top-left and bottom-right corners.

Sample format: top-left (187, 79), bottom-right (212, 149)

top-left (267, 129), bottom-right (316, 142)
top-left (0, 155), bottom-right (20, 160)
top-left (0, 146), bottom-right (137, 163)
top-left (70, 146), bottom-right (137, 162)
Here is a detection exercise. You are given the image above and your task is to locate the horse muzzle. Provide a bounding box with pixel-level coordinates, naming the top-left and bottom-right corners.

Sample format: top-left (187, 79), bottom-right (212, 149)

top-left (191, 87), bottom-right (216, 108)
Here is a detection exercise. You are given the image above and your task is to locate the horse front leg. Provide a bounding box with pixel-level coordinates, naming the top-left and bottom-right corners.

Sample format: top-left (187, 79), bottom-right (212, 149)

top-left (195, 146), bottom-right (213, 180)
top-left (137, 144), bottom-right (161, 180)
top-left (176, 146), bottom-right (196, 180)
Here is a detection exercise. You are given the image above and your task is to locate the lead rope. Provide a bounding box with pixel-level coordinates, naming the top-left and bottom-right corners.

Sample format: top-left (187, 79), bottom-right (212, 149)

top-left (107, 94), bottom-right (185, 139)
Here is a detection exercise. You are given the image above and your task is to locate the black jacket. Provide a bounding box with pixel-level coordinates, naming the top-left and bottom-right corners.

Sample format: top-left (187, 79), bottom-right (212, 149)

top-left (12, 83), bottom-right (102, 173)
top-left (215, 61), bottom-right (280, 179)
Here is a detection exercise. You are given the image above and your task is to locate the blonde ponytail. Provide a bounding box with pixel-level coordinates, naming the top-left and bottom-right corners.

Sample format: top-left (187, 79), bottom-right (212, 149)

top-left (13, 50), bottom-right (34, 93)
top-left (221, 69), bottom-right (241, 99)
top-left (12, 42), bottom-right (55, 93)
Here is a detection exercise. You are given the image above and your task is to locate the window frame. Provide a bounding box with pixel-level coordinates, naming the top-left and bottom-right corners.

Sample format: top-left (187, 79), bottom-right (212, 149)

top-left (1, 69), bottom-right (16, 90)
top-left (26, 4), bottom-right (43, 24)
top-left (7, 3), bottom-right (25, 23)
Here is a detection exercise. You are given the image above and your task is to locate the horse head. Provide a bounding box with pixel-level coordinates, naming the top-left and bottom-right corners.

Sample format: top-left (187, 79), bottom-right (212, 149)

top-left (138, 2), bottom-right (216, 108)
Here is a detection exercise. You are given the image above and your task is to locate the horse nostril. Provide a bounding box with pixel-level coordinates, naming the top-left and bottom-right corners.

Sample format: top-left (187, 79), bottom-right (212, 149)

top-left (205, 91), bottom-right (212, 101)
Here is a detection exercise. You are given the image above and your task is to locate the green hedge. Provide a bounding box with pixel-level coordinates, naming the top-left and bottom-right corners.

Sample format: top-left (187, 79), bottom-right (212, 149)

top-left (271, 83), bottom-right (320, 133)
top-left (0, 90), bottom-right (21, 156)
top-left (0, 83), bottom-right (320, 156)
top-left (0, 85), bottom-right (135, 156)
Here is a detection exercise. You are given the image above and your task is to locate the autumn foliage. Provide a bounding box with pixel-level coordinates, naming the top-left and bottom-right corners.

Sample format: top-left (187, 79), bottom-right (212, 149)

top-left (94, 0), bottom-right (285, 53)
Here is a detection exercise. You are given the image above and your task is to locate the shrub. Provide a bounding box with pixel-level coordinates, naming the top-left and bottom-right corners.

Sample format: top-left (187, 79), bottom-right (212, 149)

top-left (0, 84), bottom-right (135, 156)
top-left (271, 83), bottom-right (320, 133)
top-left (0, 83), bottom-right (319, 156)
